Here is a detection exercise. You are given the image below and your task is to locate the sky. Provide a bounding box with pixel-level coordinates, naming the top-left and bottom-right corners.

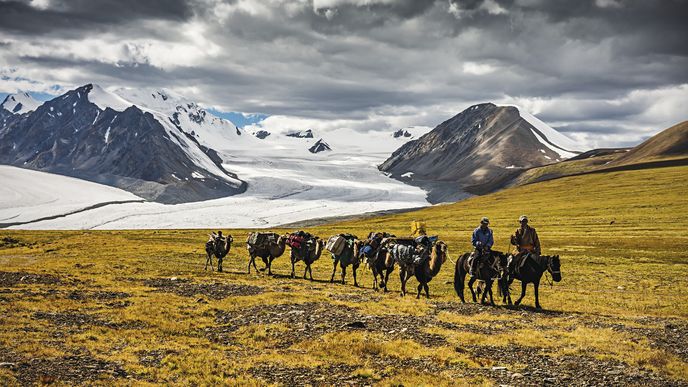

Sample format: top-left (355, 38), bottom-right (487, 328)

top-left (1, 0), bottom-right (687, 148)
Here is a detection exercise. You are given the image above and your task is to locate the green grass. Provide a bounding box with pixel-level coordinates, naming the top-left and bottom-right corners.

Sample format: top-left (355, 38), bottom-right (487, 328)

top-left (1, 165), bottom-right (687, 385)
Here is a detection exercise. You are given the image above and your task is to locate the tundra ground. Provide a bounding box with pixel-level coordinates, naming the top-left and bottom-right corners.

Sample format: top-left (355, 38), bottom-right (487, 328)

top-left (1, 165), bottom-right (687, 385)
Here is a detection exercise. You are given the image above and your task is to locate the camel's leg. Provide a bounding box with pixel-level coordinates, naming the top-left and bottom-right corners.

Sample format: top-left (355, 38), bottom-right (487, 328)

top-left (247, 254), bottom-right (254, 274)
top-left (291, 258), bottom-right (296, 279)
top-left (399, 270), bottom-right (407, 297)
top-left (303, 264), bottom-right (308, 280)
top-left (424, 283), bottom-right (430, 299)
top-left (489, 281), bottom-right (495, 305)
top-left (330, 259), bottom-right (338, 282)
top-left (468, 277), bottom-right (477, 303)
top-left (217, 257), bottom-right (223, 272)
top-left (205, 253), bottom-right (210, 271)
top-left (309, 264), bottom-right (314, 281)
top-left (341, 265), bottom-right (347, 284)
top-left (515, 281), bottom-right (527, 306)
top-left (209, 255), bottom-right (214, 272)
top-left (268, 257), bottom-right (274, 276)
top-left (416, 283), bottom-right (423, 299)
top-left (352, 264), bottom-right (359, 287)
top-left (383, 267), bottom-right (392, 293)
top-left (534, 280), bottom-right (541, 309)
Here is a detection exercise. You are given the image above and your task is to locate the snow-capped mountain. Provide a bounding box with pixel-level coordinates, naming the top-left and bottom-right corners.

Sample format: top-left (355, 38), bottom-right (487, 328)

top-left (0, 84), bottom-right (431, 228)
top-left (0, 84), bottom-right (246, 204)
top-left (379, 103), bottom-right (587, 202)
top-left (1, 92), bottom-right (41, 115)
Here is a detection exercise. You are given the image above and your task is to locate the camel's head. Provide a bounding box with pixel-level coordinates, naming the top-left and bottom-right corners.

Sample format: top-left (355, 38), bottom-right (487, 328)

top-left (435, 241), bottom-right (448, 263)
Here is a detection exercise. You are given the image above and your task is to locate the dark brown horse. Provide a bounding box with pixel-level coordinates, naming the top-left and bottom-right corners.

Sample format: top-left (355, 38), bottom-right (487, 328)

top-left (500, 254), bottom-right (562, 309)
top-left (454, 250), bottom-right (508, 305)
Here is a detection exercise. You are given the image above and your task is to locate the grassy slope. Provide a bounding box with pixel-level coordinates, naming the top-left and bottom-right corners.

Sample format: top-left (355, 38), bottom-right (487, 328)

top-left (511, 152), bottom-right (621, 186)
top-left (1, 165), bottom-right (687, 385)
top-left (514, 121), bottom-right (688, 186)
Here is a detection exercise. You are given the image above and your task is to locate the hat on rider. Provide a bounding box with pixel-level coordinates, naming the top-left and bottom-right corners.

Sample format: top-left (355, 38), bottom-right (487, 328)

top-left (519, 215), bottom-right (528, 222)
top-left (480, 217), bottom-right (489, 225)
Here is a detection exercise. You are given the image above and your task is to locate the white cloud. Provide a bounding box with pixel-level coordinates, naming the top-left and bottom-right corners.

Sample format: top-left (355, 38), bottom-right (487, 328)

top-left (462, 62), bottom-right (497, 75)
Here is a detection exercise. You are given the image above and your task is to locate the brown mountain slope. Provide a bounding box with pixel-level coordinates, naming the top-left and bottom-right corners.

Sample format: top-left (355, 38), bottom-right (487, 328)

top-left (609, 121), bottom-right (688, 166)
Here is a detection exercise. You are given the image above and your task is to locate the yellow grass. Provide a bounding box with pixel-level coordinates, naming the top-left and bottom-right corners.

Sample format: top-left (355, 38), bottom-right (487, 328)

top-left (0, 165), bottom-right (687, 385)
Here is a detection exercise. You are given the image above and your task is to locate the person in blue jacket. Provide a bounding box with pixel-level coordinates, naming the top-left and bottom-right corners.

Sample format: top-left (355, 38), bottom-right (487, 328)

top-left (470, 217), bottom-right (494, 276)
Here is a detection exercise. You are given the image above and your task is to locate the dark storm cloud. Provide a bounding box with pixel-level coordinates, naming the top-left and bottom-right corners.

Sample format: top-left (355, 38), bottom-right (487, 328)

top-left (0, 0), bottom-right (193, 36)
top-left (1, 0), bottom-right (687, 147)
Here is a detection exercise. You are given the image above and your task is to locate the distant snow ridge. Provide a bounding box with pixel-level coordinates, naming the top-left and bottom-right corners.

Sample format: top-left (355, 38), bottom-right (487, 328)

top-left (1, 92), bottom-right (41, 114)
top-left (309, 139), bottom-right (331, 153)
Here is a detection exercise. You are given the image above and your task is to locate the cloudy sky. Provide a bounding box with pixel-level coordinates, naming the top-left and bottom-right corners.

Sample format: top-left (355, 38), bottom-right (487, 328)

top-left (1, 0), bottom-right (686, 147)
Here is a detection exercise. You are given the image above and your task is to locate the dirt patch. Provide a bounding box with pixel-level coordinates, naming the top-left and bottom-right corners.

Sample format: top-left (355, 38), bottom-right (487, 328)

top-left (0, 236), bottom-right (31, 249)
top-left (2, 350), bottom-right (128, 385)
top-left (584, 318), bottom-right (688, 363)
top-left (33, 311), bottom-right (146, 330)
top-left (0, 271), bottom-right (63, 286)
top-left (144, 277), bottom-right (263, 300)
top-left (250, 363), bottom-right (362, 386)
top-left (466, 344), bottom-right (681, 386)
top-left (210, 301), bottom-right (447, 348)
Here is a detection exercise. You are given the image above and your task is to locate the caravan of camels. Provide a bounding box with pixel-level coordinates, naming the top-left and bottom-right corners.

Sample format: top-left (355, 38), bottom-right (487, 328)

top-left (204, 221), bottom-right (562, 308)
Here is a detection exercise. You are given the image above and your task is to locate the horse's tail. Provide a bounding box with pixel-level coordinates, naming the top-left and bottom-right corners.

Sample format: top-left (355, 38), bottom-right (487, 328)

top-left (454, 253), bottom-right (466, 296)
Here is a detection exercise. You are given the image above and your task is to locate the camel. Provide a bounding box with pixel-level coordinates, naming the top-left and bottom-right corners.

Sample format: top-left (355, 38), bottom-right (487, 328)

top-left (205, 233), bottom-right (233, 272)
top-left (413, 241), bottom-right (448, 299)
top-left (387, 243), bottom-right (429, 297)
top-left (246, 232), bottom-right (287, 275)
top-left (329, 236), bottom-right (361, 286)
top-left (358, 234), bottom-right (395, 291)
top-left (288, 235), bottom-right (325, 280)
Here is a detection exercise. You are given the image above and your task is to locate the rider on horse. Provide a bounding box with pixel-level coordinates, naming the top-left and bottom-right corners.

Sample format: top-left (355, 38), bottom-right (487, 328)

top-left (470, 217), bottom-right (494, 276)
top-left (510, 215), bottom-right (541, 272)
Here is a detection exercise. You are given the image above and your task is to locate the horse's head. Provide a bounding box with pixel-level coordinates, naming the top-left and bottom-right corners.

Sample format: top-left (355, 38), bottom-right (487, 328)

top-left (548, 255), bottom-right (562, 282)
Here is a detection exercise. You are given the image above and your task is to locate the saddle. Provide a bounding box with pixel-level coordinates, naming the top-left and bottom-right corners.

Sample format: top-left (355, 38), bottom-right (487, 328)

top-left (468, 250), bottom-right (500, 279)
top-left (248, 232), bottom-right (278, 247)
top-left (393, 244), bottom-right (426, 266)
top-left (508, 252), bottom-right (535, 275)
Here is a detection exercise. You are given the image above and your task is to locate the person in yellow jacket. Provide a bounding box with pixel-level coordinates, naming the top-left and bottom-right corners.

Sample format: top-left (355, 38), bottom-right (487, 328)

top-left (510, 215), bottom-right (541, 270)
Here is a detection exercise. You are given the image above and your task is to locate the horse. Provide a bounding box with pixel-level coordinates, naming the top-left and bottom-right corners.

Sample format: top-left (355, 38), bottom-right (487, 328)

top-left (413, 241), bottom-right (448, 299)
top-left (501, 254), bottom-right (562, 309)
top-left (454, 249), bottom-right (508, 305)
top-left (205, 233), bottom-right (233, 272)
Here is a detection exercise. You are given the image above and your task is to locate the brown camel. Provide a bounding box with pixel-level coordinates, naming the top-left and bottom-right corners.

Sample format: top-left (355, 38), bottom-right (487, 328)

top-left (330, 236), bottom-right (361, 286)
top-left (386, 243), bottom-right (429, 297)
top-left (289, 235), bottom-right (325, 280)
top-left (205, 232), bottom-right (233, 272)
top-left (413, 241), bottom-right (448, 299)
top-left (246, 233), bottom-right (287, 275)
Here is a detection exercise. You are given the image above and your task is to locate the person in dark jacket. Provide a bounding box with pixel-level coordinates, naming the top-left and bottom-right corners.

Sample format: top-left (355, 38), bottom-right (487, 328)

top-left (470, 217), bottom-right (494, 276)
